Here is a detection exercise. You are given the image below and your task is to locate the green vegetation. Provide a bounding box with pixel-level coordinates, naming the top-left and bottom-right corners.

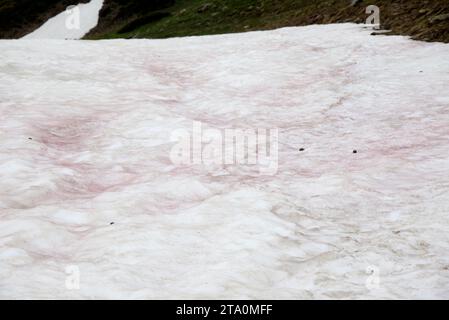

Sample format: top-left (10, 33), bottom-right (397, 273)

top-left (90, 0), bottom-right (312, 39)
top-left (86, 0), bottom-right (449, 43)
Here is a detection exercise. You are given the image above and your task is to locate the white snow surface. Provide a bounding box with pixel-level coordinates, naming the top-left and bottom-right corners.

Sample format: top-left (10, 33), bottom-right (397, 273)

top-left (22, 0), bottom-right (103, 40)
top-left (1, 24), bottom-right (449, 299)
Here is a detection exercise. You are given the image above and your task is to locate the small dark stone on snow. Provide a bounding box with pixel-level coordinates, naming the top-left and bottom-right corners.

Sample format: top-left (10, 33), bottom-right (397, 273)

top-left (299, 148), bottom-right (305, 151)
top-left (28, 137), bottom-right (32, 140)
top-left (353, 150), bottom-right (358, 154)
top-left (110, 222), bottom-right (115, 225)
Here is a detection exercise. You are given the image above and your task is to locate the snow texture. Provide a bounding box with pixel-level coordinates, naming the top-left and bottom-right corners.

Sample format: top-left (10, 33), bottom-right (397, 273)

top-left (22, 0), bottom-right (103, 40)
top-left (1, 24), bottom-right (449, 299)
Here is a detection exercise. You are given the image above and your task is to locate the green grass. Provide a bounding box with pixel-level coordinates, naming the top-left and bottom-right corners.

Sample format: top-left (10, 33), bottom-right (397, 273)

top-left (85, 0), bottom-right (449, 43)
top-left (92, 0), bottom-right (312, 39)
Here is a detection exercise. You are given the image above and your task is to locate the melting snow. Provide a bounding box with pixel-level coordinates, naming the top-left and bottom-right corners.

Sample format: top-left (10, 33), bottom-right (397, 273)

top-left (1, 24), bottom-right (449, 299)
top-left (22, 0), bottom-right (104, 40)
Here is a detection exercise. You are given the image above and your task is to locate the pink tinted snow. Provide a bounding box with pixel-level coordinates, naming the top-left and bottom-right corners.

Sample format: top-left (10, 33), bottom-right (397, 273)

top-left (1, 24), bottom-right (449, 299)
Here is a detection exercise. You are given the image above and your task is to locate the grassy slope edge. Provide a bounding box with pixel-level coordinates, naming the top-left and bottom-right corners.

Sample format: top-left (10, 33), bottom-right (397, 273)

top-left (85, 0), bottom-right (449, 43)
